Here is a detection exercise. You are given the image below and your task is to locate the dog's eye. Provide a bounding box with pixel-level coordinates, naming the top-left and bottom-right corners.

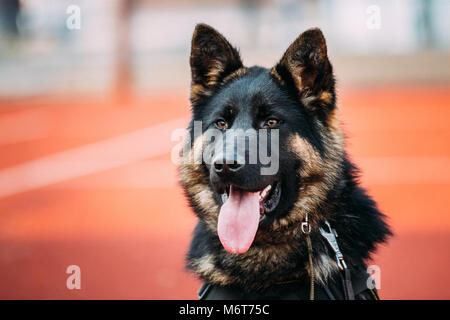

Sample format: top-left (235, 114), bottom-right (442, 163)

top-left (215, 119), bottom-right (228, 130)
top-left (265, 118), bottom-right (279, 127)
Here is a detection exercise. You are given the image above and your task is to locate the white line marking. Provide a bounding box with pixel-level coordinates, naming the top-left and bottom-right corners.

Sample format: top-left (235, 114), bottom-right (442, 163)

top-left (0, 117), bottom-right (187, 198)
top-left (48, 160), bottom-right (178, 189)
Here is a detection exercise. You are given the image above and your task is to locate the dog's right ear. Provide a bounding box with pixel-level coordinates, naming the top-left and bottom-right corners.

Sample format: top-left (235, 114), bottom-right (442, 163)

top-left (190, 24), bottom-right (243, 104)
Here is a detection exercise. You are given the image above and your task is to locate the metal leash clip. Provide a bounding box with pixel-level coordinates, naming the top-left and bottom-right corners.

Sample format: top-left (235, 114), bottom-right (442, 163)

top-left (319, 221), bottom-right (347, 270)
top-left (301, 213), bottom-right (311, 234)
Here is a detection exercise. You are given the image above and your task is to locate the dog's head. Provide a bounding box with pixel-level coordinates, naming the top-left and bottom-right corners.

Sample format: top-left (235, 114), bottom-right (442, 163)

top-left (180, 24), bottom-right (345, 254)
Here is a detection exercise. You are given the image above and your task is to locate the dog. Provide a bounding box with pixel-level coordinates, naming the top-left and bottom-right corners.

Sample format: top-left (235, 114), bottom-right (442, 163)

top-left (179, 24), bottom-right (391, 300)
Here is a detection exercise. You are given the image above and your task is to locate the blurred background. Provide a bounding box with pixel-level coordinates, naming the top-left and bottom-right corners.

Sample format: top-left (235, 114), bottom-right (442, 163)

top-left (0, 0), bottom-right (449, 299)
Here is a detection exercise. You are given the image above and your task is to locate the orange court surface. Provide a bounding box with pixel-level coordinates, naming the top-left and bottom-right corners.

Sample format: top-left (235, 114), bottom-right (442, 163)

top-left (0, 85), bottom-right (449, 299)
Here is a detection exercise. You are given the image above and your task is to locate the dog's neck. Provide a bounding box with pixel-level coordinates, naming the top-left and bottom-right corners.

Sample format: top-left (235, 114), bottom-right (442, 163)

top-left (186, 161), bottom-right (391, 292)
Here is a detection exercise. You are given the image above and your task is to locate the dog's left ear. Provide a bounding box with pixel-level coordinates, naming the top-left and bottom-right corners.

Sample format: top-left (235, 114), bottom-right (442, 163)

top-left (190, 24), bottom-right (243, 104)
top-left (271, 28), bottom-right (335, 117)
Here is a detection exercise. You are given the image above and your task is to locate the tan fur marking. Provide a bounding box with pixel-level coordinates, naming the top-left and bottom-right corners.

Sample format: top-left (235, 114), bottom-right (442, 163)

top-left (222, 67), bottom-right (248, 85)
top-left (190, 83), bottom-right (213, 102)
top-left (190, 254), bottom-right (236, 286)
top-left (269, 67), bottom-right (284, 84)
top-left (313, 254), bottom-right (339, 284)
top-left (281, 132), bottom-right (344, 231)
top-left (319, 91), bottom-right (332, 104)
top-left (287, 61), bottom-right (304, 92)
top-left (205, 61), bottom-right (225, 86)
top-left (301, 91), bottom-right (332, 109)
top-left (179, 134), bottom-right (219, 230)
top-left (326, 109), bottom-right (345, 148)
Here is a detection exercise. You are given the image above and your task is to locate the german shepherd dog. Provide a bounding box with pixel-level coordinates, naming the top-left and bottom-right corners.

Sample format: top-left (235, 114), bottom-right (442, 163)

top-left (179, 24), bottom-right (391, 300)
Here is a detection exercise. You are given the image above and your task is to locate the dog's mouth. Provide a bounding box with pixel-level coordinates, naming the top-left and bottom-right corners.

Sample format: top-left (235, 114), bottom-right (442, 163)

top-left (221, 182), bottom-right (281, 220)
top-left (218, 182), bottom-right (281, 254)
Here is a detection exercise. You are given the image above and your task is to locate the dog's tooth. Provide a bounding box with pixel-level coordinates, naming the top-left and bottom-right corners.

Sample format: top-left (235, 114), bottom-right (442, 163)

top-left (260, 184), bottom-right (272, 199)
top-left (221, 193), bottom-right (228, 203)
top-left (260, 190), bottom-right (268, 199)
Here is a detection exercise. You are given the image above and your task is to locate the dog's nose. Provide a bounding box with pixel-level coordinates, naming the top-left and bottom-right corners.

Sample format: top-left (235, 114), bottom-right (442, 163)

top-left (213, 159), bottom-right (244, 175)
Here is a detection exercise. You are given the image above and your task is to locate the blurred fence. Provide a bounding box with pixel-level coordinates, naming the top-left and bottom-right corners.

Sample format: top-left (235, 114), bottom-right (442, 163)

top-left (0, 0), bottom-right (448, 97)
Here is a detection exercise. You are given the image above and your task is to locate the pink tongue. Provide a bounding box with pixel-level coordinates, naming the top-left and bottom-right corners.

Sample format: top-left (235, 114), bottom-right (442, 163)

top-left (218, 186), bottom-right (261, 254)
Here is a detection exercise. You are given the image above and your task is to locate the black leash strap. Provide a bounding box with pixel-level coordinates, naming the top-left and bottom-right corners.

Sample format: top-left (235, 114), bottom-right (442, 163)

top-left (301, 213), bottom-right (315, 300)
top-left (342, 268), bottom-right (355, 300)
top-left (198, 282), bottom-right (212, 300)
top-left (319, 221), bottom-right (355, 300)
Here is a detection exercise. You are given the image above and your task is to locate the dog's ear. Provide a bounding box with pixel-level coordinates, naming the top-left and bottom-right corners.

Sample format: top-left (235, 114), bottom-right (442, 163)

top-left (271, 28), bottom-right (335, 117)
top-left (190, 24), bottom-right (243, 104)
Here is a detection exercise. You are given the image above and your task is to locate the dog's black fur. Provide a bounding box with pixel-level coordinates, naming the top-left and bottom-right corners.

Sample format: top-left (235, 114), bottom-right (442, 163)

top-left (179, 24), bottom-right (391, 299)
